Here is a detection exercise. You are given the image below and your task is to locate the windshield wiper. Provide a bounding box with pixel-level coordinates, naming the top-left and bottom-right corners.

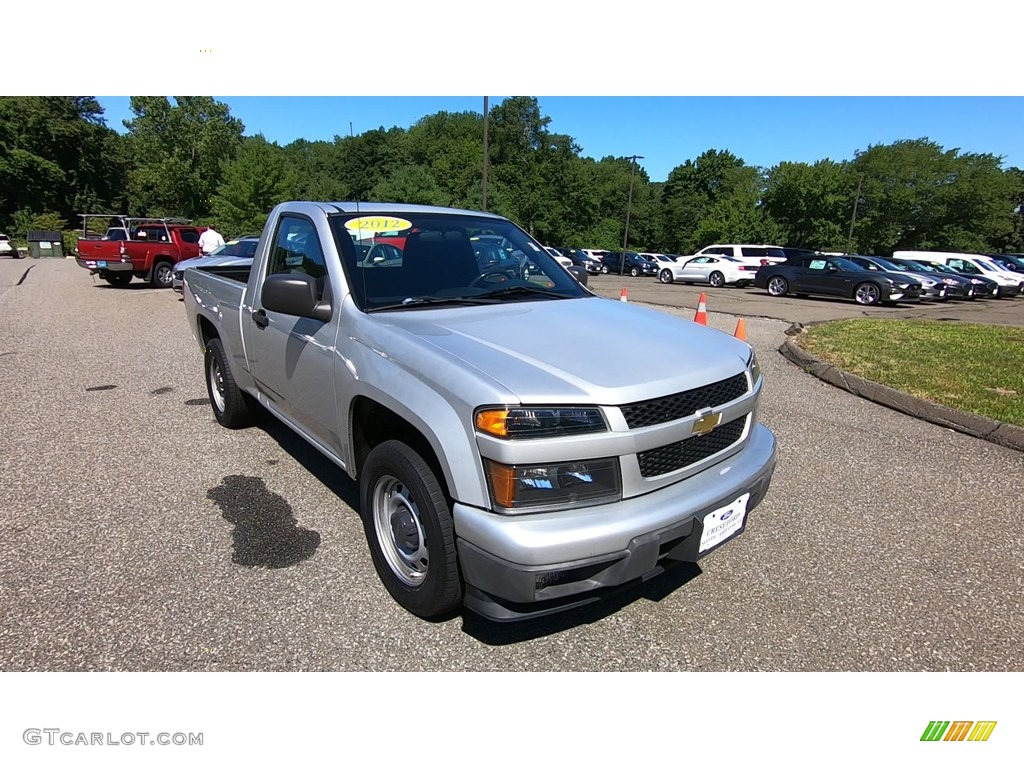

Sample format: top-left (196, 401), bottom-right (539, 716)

top-left (477, 284), bottom-right (566, 300)
top-left (369, 295), bottom-right (498, 312)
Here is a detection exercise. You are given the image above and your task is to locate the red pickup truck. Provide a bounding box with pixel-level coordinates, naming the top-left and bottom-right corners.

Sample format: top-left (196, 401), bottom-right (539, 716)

top-left (75, 218), bottom-right (206, 287)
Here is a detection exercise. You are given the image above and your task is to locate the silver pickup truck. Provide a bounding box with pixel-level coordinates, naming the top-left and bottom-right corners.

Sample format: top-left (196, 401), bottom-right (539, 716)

top-left (182, 201), bottom-right (777, 622)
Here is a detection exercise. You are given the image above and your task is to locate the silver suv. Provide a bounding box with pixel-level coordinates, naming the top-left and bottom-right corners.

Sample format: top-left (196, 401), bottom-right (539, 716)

top-left (0, 233), bottom-right (22, 259)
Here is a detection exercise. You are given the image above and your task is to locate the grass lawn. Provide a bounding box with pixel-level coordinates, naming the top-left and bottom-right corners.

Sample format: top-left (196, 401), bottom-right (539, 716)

top-left (799, 319), bottom-right (1024, 427)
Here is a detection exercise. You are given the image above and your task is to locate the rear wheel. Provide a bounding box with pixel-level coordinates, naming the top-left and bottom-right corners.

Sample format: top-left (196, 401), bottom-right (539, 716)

top-left (360, 440), bottom-right (462, 619)
top-left (151, 260), bottom-right (174, 288)
top-left (205, 337), bottom-right (256, 429)
top-left (103, 273), bottom-right (132, 287)
top-left (709, 271), bottom-right (725, 288)
top-left (659, 269), bottom-right (673, 284)
top-left (767, 276), bottom-right (789, 297)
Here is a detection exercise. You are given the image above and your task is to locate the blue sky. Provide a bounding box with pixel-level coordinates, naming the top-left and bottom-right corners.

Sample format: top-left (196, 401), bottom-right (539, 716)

top-left (94, 96), bottom-right (1024, 184)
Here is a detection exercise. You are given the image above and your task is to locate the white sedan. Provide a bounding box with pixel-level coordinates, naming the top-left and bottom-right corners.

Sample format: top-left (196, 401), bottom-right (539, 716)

top-left (669, 255), bottom-right (760, 287)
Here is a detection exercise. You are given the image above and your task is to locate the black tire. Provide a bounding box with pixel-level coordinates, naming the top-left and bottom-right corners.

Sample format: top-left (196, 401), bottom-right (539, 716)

top-left (151, 260), bottom-right (174, 288)
top-left (766, 276), bottom-right (789, 297)
top-left (659, 269), bottom-right (673, 284)
top-left (103, 273), bottom-right (132, 287)
top-left (709, 271), bottom-right (725, 288)
top-left (630, 266), bottom-right (639, 277)
top-left (204, 337), bottom-right (256, 429)
top-left (360, 440), bottom-right (462, 619)
top-left (601, 265), bottom-right (609, 274)
top-left (854, 282), bottom-right (881, 306)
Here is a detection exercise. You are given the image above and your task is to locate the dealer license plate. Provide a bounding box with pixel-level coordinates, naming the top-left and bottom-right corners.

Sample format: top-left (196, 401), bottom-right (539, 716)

top-left (698, 493), bottom-right (751, 553)
top-left (97, 260), bottom-right (107, 268)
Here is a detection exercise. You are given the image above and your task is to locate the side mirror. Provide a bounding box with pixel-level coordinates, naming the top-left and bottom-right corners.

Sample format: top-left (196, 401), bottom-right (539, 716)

top-left (261, 272), bottom-right (332, 321)
top-left (567, 265), bottom-right (589, 286)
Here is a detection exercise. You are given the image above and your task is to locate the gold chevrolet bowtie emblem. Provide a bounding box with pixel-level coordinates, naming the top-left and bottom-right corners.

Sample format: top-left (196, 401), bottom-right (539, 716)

top-left (692, 412), bottom-right (722, 436)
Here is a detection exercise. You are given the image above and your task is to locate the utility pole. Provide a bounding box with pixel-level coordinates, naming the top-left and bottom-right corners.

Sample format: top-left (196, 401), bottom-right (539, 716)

top-left (620, 154), bottom-right (644, 275)
top-left (482, 96), bottom-right (489, 211)
top-left (847, 175), bottom-right (863, 255)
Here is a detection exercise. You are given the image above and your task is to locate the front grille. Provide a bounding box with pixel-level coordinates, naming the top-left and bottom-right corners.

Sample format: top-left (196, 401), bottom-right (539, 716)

top-left (637, 416), bottom-right (747, 478)
top-left (620, 373), bottom-right (748, 429)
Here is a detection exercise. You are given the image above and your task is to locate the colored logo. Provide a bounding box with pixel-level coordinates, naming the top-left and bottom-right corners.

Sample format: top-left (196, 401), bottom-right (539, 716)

top-left (920, 721), bottom-right (997, 742)
top-left (721, 509), bottom-right (734, 521)
top-left (691, 412), bottom-right (722, 437)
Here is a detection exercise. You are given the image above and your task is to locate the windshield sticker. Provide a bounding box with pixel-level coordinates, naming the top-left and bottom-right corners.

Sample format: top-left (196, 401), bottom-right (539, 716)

top-left (345, 216), bottom-right (413, 235)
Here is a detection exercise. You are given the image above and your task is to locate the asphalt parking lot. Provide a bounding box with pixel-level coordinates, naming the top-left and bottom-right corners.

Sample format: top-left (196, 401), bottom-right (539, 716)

top-left (1, 258), bottom-right (1022, 671)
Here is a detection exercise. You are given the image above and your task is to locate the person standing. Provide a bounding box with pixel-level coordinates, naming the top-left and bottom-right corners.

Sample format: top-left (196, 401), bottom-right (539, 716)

top-left (199, 224), bottom-right (226, 255)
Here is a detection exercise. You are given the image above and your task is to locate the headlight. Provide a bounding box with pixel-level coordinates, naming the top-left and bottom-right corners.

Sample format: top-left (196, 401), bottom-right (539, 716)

top-left (484, 458), bottom-right (621, 511)
top-left (747, 350), bottom-right (762, 387)
top-left (895, 283), bottom-right (910, 290)
top-left (475, 407), bottom-right (606, 439)
top-left (942, 277), bottom-right (958, 285)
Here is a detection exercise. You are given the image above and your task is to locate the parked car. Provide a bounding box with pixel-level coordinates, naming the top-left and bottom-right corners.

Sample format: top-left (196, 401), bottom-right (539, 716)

top-left (887, 258), bottom-right (976, 300)
top-left (694, 244), bottom-right (788, 266)
top-left (845, 255), bottom-right (945, 301)
top-left (544, 246), bottom-right (574, 271)
top-left (0, 233), bottom-right (21, 258)
top-left (600, 251), bottom-right (658, 276)
top-left (670, 254), bottom-right (760, 287)
top-left (563, 248), bottom-right (602, 274)
top-left (893, 251), bottom-right (1022, 298)
top-left (75, 216), bottom-right (206, 288)
top-left (581, 249), bottom-right (609, 264)
top-left (754, 254), bottom-right (922, 305)
top-left (172, 236), bottom-right (261, 293)
top-left (182, 201), bottom-right (777, 622)
top-left (984, 253), bottom-right (1024, 278)
top-left (902, 259), bottom-right (999, 299)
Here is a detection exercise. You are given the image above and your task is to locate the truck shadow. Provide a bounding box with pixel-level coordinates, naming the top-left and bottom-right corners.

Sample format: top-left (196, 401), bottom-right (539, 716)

top-left (459, 562), bottom-right (702, 645)
top-left (255, 415), bottom-right (362, 511)
top-left (253, 413), bottom-right (703, 642)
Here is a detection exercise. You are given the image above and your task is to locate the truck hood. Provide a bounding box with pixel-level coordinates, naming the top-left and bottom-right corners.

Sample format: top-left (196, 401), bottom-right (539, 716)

top-left (372, 296), bottom-right (751, 404)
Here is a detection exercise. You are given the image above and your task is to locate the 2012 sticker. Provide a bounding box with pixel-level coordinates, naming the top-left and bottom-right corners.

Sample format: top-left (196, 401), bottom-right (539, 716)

top-left (344, 216), bottom-right (413, 234)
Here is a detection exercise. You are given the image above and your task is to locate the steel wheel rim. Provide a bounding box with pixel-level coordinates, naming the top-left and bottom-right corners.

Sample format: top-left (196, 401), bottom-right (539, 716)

top-left (156, 265), bottom-right (172, 285)
top-left (373, 475), bottom-right (428, 586)
top-left (856, 284), bottom-right (879, 304)
top-left (208, 356), bottom-right (226, 413)
top-left (767, 277), bottom-right (786, 296)
top-left (660, 270), bottom-right (671, 283)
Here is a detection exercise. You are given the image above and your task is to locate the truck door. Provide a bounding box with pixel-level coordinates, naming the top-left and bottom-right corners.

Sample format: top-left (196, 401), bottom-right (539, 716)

top-left (249, 214), bottom-right (340, 451)
top-left (176, 228), bottom-right (202, 261)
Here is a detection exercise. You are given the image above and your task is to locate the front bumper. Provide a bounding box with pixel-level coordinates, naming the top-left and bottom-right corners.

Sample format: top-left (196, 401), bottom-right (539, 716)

top-left (455, 423), bottom-right (777, 620)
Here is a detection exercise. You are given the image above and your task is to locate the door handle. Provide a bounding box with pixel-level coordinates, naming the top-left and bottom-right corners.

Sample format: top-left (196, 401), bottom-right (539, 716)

top-left (253, 309), bottom-right (269, 329)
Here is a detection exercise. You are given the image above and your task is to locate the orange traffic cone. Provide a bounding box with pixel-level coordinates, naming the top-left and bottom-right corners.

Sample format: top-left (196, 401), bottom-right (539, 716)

top-left (620, 287), bottom-right (628, 302)
top-left (694, 293), bottom-right (708, 325)
top-left (733, 317), bottom-right (747, 341)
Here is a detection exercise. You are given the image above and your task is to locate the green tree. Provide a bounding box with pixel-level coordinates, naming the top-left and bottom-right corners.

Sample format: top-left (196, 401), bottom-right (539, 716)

top-left (123, 96), bottom-right (244, 219)
top-left (0, 97), bottom-right (127, 231)
top-left (763, 160), bottom-right (856, 250)
top-left (211, 135), bottom-right (297, 236)
top-left (371, 165), bottom-right (450, 206)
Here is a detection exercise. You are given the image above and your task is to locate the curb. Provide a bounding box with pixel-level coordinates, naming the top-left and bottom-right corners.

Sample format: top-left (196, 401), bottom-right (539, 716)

top-left (779, 324), bottom-right (1024, 453)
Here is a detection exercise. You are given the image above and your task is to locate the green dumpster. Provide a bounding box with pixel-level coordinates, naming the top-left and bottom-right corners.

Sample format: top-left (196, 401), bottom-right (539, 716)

top-left (27, 230), bottom-right (64, 258)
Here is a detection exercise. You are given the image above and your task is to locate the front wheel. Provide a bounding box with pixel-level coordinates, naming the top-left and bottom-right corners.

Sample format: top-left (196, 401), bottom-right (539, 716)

top-left (709, 271), bottom-right (725, 288)
top-left (659, 269), bottom-right (673, 284)
top-left (854, 282), bottom-right (881, 306)
top-left (630, 266), bottom-right (639, 277)
top-left (205, 337), bottom-right (256, 429)
top-left (766, 276), bottom-right (789, 297)
top-left (151, 260), bottom-right (174, 288)
top-left (601, 265), bottom-right (609, 274)
top-left (360, 440), bottom-right (462, 619)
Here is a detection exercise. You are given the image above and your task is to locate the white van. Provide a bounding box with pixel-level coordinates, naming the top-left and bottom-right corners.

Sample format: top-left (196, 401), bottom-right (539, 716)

top-left (892, 251), bottom-right (1023, 297)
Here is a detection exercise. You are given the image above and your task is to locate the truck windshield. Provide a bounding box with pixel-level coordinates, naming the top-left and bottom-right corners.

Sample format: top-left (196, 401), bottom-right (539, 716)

top-left (328, 211), bottom-right (589, 311)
